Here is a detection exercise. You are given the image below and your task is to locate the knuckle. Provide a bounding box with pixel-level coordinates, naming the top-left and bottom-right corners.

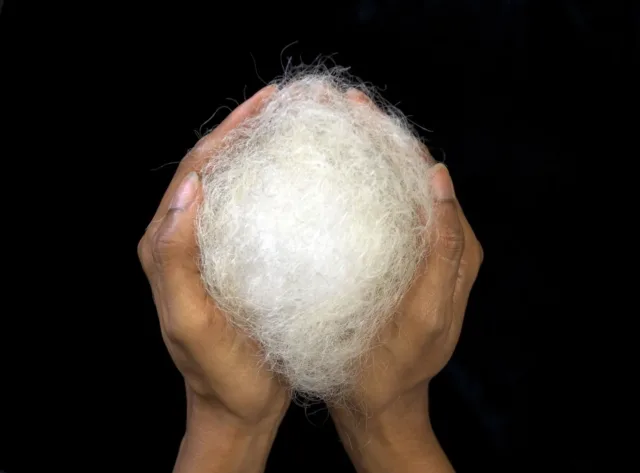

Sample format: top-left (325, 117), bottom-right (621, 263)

top-left (151, 230), bottom-right (179, 270)
top-left (477, 241), bottom-right (485, 265)
top-left (137, 237), bottom-right (146, 262)
top-left (151, 242), bottom-right (172, 270)
top-left (424, 305), bottom-right (448, 336)
top-left (137, 234), bottom-right (153, 270)
top-left (470, 236), bottom-right (484, 267)
top-left (164, 322), bottom-right (187, 345)
top-left (464, 240), bottom-right (484, 282)
top-left (165, 315), bottom-right (206, 345)
top-left (438, 225), bottom-right (465, 253)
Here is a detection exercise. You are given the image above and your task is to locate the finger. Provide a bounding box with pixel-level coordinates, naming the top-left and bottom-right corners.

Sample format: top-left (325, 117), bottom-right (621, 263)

top-left (394, 164), bottom-right (464, 341)
top-left (450, 199), bottom-right (483, 325)
top-left (346, 88), bottom-right (374, 105)
top-left (144, 171), bottom-right (219, 342)
top-left (148, 85), bottom-right (276, 228)
top-left (455, 200), bottom-right (483, 291)
top-left (147, 171), bottom-right (202, 288)
top-left (146, 172), bottom-right (250, 357)
top-left (424, 163), bottom-right (465, 293)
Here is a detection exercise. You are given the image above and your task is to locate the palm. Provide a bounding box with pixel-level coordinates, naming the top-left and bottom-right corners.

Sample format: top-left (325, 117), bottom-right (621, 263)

top-left (157, 282), bottom-right (290, 425)
top-left (139, 86), bottom-right (290, 427)
top-left (345, 258), bottom-right (461, 413)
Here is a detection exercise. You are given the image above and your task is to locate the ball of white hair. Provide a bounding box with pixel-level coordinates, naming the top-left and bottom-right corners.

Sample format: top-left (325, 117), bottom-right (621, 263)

top-left (196, 66), bottom-right (435, 403)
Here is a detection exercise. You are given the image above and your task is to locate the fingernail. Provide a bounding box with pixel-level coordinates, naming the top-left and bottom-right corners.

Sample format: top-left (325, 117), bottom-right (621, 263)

top-left (346, 88), bottom-right (370, 104)
top-left (431, 163), bottom-right (455, 200)
top-left (170, 172), bottom-right (199, 210)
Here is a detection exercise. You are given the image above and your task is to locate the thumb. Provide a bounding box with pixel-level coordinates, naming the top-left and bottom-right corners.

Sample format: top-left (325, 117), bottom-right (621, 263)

top-left (150, 171), bottom-right (201, 278)
top-left (426, 164), bottom-right (464, 289)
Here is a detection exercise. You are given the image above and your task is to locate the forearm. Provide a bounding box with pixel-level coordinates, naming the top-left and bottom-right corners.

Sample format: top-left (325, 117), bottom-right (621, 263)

top-left (173, 400), bottom-right (281, 473)
top-left (331, 387), bottom-right (454, 473)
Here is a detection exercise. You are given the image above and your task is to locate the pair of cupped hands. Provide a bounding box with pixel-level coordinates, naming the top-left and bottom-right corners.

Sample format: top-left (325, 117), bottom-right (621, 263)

top-left (138, 86), bottom-right (483, 473)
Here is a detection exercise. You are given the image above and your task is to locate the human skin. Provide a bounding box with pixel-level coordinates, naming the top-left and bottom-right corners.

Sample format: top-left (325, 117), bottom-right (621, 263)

top-left (329, 90), bottom-right (484, 473)
top-left (138, 85), bottom-right (483, 472)
top-left (138, 86), bottom-right (289, 473)
top-left (329, 170), bottom-right (483, 472)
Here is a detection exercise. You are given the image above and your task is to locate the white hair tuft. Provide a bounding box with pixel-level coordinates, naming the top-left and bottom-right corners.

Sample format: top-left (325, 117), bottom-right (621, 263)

top-left (196, 65), bottom-right (435, 403)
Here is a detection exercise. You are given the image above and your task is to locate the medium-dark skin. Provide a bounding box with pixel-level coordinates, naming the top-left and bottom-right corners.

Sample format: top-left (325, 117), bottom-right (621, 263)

top-left (138, 85), bottom-right (483, 473)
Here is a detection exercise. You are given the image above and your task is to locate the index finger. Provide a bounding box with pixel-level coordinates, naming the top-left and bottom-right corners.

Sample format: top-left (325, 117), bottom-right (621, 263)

top-left (150, 85), bottom-right (276, 225)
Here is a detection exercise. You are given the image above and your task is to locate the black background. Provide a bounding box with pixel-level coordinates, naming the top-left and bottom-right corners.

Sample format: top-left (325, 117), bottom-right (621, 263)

top-left (1, 0), bottom-right (632, 472)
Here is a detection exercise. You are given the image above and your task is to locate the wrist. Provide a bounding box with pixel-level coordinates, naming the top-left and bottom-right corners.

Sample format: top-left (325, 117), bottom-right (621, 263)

top-left (330, 385), bottom-right (454, 473)
top-left (332, 383), bottom-right (432, 433)
top-left (174, 401), bottom-right (282, 473)
top-left (187, 394), bottom-right (285, 437)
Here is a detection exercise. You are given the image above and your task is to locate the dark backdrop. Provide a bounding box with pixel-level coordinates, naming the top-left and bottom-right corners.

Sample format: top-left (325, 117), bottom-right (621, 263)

top-left (1, 0), bottom-right (630, 472)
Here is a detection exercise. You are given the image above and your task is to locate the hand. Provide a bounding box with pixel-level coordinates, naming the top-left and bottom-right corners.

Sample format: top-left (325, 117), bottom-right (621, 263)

top-left (137, 86), bottom-right (290, 442)
top-left (330, 90), bottom-right (483, 418)
top-left (327, 116), bottom-right (483, 470)
top-left (334, 164), bottom-right (483, 419)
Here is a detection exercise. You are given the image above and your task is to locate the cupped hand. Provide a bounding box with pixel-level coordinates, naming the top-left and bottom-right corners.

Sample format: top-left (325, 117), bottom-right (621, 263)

top-left (333, 161), bottom-right (483, 422)
top-left (137, 85), bottom-right (291, 429)
top-left (335, 90), bottom-right (483, 422)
